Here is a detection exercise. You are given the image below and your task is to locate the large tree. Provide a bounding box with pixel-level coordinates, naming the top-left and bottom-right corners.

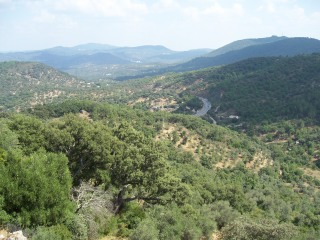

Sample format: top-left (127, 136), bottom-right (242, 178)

top-left (0, 150), bottom-right (74, 227)
top-left (112, 122), bottom-right (187, 211)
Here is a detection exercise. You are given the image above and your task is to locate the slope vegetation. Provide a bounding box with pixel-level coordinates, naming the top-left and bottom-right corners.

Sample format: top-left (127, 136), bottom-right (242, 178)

top-left (116, 54), bottom-right (320, 126)
top-left (0, 61), bottom-right (98, 110)
top-left (0, 100), bottom-right (318, 239)
top-left (0, 51), bottom-right (320, 239)
top-left (207, 54), bottom-right (320, 124)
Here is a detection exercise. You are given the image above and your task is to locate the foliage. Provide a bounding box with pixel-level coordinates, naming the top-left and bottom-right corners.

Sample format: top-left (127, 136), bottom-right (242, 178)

top-left (32, 225), bottom-right (72, 240)
top-left (210, 54), bottom-right (320, 125)
top-left (129, 217), bottom-right (159, 240)
top-left (0, 150), bottom-right (74, 227)
top-left (0, 97), bottom-right (320, 239)
top-left (220, 217), bottom-right (297, 240)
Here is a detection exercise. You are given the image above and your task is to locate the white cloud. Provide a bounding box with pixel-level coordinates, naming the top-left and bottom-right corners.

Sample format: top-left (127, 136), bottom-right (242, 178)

top-left (258, 1), bottom-right (276, 13)
top-left (32, 9), bottom-right (77, 29)
top-left (33, 9), bottom-right (56, 23)
top-left (203, 2), bottom-right (226, 15)
top-left (158, 0), bottom-right (179, 8)
top-left (233, 3), bottom-right (245, 16)
top-left (183, 1), bottom-right (245, 20)
top-left (52, 0), bottom-right (148, 17)
top-left (183, 6), bottom-right (200, 19)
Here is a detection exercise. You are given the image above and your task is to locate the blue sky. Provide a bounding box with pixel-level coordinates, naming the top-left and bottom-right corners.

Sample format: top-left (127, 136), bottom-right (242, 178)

top-left (1, 0), bottom-right (320, 51)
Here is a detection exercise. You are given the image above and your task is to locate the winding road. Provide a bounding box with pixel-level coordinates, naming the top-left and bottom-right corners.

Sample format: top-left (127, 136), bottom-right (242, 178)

top-left (194, 97), bottom-right (216, 124)
top-left (194, 97), bottom-right (212, 116)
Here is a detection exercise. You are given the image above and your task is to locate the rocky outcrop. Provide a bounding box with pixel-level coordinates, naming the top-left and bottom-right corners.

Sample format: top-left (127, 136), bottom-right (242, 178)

top-left (0, 230), bottom-right (27, 240)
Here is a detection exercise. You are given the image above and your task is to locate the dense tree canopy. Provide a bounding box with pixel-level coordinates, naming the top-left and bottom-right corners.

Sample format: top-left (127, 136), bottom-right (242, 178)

top-left (0, 75), bottom-right (319, 240)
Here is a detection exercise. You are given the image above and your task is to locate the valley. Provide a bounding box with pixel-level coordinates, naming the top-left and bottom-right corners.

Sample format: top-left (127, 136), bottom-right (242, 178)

top-left (0, 36), bottom-right (320, 240)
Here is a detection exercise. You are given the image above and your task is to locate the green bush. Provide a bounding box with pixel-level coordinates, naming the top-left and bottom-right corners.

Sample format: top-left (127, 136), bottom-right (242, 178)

top-left (65, 215), bottom-right (88, 240)
top-left (129, 218), bottom-right (159, 240)
top-left (32, 225), bottom-right (72, 240)
top-left (0, 150), bottom-right (74, 227)
top-left (220, 217), bottom-right (297, 240)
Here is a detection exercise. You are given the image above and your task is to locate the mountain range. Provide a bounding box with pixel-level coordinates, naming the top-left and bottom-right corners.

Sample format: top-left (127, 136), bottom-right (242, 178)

top-left (170, 37), bottom-right (320, 72)
top-left (113, 36), bottom-right (320, 79)
top-left (0, 44), bottom-right (212, 70)
top-left (1, 36), bottom-right (320, 81)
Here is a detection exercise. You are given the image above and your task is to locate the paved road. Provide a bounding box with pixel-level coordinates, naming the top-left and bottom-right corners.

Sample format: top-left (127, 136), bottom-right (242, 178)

top-left (194, 97), bottom-right (217, 124)
top-left (194, 97), bottom-right (212, 117)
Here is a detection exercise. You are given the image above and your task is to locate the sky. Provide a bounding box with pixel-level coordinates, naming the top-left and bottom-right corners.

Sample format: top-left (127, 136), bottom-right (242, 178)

top-left (0, 0), bottom-right (320, 52)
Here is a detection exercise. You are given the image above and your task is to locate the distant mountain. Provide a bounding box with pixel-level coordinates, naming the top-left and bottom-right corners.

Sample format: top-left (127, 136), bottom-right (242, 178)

top-left (108, 45), bottom-right (174, 62)
top-left (43, 43), bottom-right (118, 56)
top-left (146, 49), bottom-right (212, 63)
top-left (34, 52), bottom-right (130, 69)
top-left (172, 37), bottom-right (320, 72)
top-left (0, 44), bottom-right (212, 65)
top-left (206, 35), bottom-right (287, 57)
top-left (98, 45), bottom-right (210, 63)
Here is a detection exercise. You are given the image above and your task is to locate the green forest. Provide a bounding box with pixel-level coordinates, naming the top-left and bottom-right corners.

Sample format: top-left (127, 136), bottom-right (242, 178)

top-left (0, 53), bottom-right (320, 239)
top-left (0, 100), bottom-right (319, 239)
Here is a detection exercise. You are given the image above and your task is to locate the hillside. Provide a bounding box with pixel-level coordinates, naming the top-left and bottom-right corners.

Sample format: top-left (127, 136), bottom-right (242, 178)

top-left (0, 100), bottom-right (319, 239)
top-left (27, 53), bottom-right (316, 132)
top-left (171, 37), bottom-right (320, 71)
top-left (107, 54), bottom-right (320, 127)
top-left (206, 54), bottom-right (320, 124)
top-left (0, 54), bottom-right (320, 127)
top-left (0, 61), bottom-right (99, 110)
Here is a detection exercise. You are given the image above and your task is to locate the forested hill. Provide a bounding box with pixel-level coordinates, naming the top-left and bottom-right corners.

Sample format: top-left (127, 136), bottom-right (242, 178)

top-left (1, 100), bottom-right (320, 239)
top-left (206, 35), bottom-right (287, 58)
top-left (207, 53), bottom-right (320, 124)
top-left (104, 54), bottom-right (320, 126)
top-left (171, 37), bottom-right (320, 71)
top-left (0, 61), bottom-right (100, 110)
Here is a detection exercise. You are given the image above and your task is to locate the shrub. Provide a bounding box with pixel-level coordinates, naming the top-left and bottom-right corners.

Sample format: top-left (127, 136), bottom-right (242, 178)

top-left (32, 225), bottom-right (72, 240)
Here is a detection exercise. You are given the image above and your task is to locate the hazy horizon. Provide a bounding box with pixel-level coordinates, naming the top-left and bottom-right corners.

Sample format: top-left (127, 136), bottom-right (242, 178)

top-left (1, 0), bottom-right (320, 52)
top-left (2, 35), bottom-right (314, 53)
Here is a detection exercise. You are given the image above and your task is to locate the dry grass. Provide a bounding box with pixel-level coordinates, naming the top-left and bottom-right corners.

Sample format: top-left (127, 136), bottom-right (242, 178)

top-left (302, 167), bottom-right (320, 181)
top-left (245, 151), bottom-right (273, 172)
top-left (156, 123), bottom-right (274, 171)
top-left (79, 110), bottom-right (92, 121)
top-left (128, 97), bottom-right (148, 106)
top-left (215, 157), bottom-right (242, 169)
top-left (156, 123), bottom-right (244, 167)
top-left (155, 123), bottom-right (206, 161)
top-left (99, 236), bottom-right (127, 240)
top-left (211, 231), bottom-right (222, 240)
